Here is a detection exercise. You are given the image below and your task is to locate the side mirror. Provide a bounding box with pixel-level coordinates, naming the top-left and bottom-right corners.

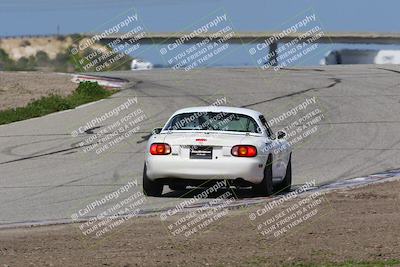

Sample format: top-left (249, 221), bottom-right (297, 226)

top-left (151, 127), bottom-right (162, 135)
top-left (277, 130), bottom-right (286, 139)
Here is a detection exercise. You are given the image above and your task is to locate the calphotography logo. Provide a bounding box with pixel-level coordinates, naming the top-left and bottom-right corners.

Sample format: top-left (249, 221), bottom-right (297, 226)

top-left (248, 180), bottom-right (331, 240)
top-left (70, 97), bottom-right (150, 155)
top-left (248, 11), bottom-right (329, 70)
top-left (70, 8), bottom-right (148, 72)
top-left (160, 181), bottom-right (235, 238)
top-left (261, 95), bottom-right (330, 157)
top-left (158, 10), bottom-right (235, 71)
top-left (71, 97), bottom-right (138, 136)
top-left (70, 179), bottom-right (146, 241)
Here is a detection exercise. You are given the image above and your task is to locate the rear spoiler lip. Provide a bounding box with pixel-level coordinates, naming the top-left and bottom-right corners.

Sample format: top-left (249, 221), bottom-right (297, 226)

top-left (159, 130), bottom-right (263, 137)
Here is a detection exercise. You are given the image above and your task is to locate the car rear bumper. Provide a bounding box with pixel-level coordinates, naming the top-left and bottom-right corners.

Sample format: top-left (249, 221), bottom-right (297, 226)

top-left (145, 155), bottom-right (266, 184)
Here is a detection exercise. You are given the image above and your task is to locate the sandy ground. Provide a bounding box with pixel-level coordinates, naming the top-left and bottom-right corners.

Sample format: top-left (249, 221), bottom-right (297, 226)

top-left (0, 180), bottom-right (399, 267)
top-left (0, 72), bottom-right (76, 111)
top-left (0, 37), bottom-right (74, 60)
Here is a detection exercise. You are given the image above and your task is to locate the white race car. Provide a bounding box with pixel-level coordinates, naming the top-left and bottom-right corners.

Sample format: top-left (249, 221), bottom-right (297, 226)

top-left (143, 106), bottom-right (292, 197)
top-left (130, 59), bottom-right (153, 70)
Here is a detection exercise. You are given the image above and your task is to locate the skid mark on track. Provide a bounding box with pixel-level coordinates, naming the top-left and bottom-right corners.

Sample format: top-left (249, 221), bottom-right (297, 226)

top-left (241, 77), bottom-right (341, 108)
top-left (0, 146), bottom-right (80, 165)
top-left (377, 67), bottom-right (400, 75)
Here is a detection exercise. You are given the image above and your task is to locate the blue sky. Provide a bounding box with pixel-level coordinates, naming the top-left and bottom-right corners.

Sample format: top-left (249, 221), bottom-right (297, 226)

top-left (0, 0), bottom-right (398, 36)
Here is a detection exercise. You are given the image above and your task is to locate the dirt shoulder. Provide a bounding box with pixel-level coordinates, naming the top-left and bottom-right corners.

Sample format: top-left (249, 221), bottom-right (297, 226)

top-left (1, 180), bottom-right (399, 267)
top-left (0, 72), bottom-right (76, 111)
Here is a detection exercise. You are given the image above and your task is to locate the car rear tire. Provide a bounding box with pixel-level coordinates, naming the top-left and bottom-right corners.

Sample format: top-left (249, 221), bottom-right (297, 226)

top-left (143, 164), bottom-right (163, 197)
top-left (253, 154), bottom-right (274, 196)
top-left (276, 153), bottom-right (292, 192)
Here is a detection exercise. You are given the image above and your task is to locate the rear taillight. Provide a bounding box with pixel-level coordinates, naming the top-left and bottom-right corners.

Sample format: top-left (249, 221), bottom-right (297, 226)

top-left (231, 145), bottom-right (257, 157)
top-left (150, 143), bottom-right (171, 155)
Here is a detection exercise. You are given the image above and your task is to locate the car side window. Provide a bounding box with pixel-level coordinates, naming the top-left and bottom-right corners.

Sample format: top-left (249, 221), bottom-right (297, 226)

top-left (259, 115), bottom-right (274, 138)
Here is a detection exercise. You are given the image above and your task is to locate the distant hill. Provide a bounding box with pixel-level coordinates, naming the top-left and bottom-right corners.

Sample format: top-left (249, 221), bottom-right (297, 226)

top-left (0, 35), bottom-right (132, 72)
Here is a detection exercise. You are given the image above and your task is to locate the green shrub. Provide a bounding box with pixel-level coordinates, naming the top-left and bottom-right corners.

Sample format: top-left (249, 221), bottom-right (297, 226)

top-left (75, 81), bottom-right (110, 96)
top-left (36, 51), bottom-right (50, 66)
top-left (0, 81), bottom-right (115, 125)
top-left (0, 48), bottom-right (16, 71)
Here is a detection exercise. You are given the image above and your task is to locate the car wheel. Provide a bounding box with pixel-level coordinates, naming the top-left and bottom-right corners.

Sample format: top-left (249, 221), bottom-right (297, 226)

top-left (142, 164), bottom-right (163, 197)
top-left (277, 153), bottom-right (292, 192)
top-left (169, 184), bottom-right (186, 191)
top-left (253, 154), bottom-right (274, 196)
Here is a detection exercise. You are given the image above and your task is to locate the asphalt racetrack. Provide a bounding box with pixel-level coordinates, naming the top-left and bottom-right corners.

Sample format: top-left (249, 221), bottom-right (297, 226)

top-left (1, 65), bottom-right (400, 226)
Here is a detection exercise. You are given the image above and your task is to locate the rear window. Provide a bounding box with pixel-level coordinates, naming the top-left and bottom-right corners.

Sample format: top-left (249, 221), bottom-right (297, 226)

top-left (164, 112), bottom-right (260, 133)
